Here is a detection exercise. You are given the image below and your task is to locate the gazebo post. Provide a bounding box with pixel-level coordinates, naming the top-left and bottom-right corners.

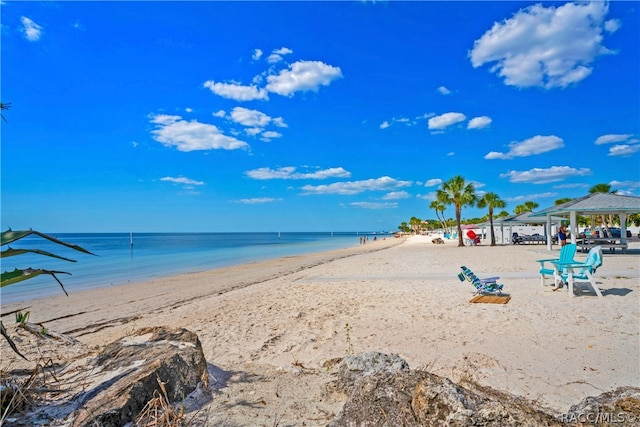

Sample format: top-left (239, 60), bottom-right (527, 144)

top-left (570, 210), bottom-right (578, 245)
top-left (620, 213), bottom-right (628, 244)
top-left (546, 214), bottom-right (553, 250)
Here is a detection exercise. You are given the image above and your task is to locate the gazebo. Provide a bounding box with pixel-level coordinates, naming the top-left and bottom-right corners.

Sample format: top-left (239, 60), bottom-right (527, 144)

top-left (478, 211), bottom-right (565, 245)
top-left (531, 193), bottom-right (640, 250)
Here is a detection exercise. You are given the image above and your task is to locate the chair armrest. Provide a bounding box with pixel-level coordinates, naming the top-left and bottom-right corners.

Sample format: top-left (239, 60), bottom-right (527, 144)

top-left (558, 262), bottom-right (588, 268)
top-left (536, 258), bottom-right (558, 262)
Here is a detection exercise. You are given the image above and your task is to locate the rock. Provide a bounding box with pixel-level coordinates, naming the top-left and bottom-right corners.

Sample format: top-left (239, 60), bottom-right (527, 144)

top-left (432, 238), bottom-right (445, 244)
top-left (329, 353), bottom-right (561, 426)
top-left (69, 326), bottom-right (208, 427)
top-left (334, 351), bottom-right (410, 394)
top-left (564, 386), bottom-right (640, 426)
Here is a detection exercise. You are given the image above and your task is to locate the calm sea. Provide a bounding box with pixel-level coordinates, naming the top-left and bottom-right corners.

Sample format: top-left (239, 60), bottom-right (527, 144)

top-left (1, 232), bottom-right (379, 304)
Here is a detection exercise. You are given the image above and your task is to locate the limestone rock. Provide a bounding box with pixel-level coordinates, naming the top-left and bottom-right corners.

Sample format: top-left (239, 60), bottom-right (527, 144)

top-left (329, 353), bottom-right (561, 427)
top-left (564, 386), bottom-right (640, 426)
top-left (70, 326), bottom-right (208, 427)
top-left (334, 351), bottom-right (410, 395)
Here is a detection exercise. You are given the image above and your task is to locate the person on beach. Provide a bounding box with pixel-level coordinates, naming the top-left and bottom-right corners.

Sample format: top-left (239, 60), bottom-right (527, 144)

top-left (558, 225), bottom-right (568, 246)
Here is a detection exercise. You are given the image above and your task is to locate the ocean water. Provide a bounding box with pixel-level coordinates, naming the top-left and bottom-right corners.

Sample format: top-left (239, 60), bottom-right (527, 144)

top-left (1, 232), bottom-right (376, 304)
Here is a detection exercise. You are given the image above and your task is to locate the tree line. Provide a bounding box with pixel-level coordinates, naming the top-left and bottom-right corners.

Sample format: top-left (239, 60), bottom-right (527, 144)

top-left (398, 177), bottom-right (640, 247)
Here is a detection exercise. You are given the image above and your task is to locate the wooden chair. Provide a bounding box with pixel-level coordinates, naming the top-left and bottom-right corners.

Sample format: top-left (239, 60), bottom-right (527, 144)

top-left (536, 243), bottom-right (577, 287)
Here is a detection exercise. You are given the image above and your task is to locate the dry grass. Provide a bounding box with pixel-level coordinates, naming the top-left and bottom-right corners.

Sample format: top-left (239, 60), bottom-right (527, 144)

top-left (135, 375), bottom-right (213, 427)
top-left (0, 357), bottom-right (63, 424)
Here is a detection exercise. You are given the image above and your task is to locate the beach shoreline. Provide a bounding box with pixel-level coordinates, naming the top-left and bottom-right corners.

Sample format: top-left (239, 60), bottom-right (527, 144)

top-left (2, 234), bottom-right (639, 424)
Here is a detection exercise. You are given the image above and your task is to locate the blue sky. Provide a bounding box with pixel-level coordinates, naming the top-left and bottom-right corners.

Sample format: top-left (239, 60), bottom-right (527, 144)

top-left (1, 1), bottom-right (639, 232)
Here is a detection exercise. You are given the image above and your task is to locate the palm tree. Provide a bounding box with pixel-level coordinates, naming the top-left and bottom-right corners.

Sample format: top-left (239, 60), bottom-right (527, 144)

top-left (589, 183), bottom-right (618, 231)
top-left (409, 216), bottom-right (422, 234)
top-left (477, 192), bottom-right (506, 246)
top-left (429, 200), bottom-right (448, 233)
top-left (514, 201), bottom-right (539, 214)
top-left (554, 197), bottom-right (573, 205)
top-left (589, 183), bottom-right (616, 194)
top-left (436, 175), bottom-right (477, 247)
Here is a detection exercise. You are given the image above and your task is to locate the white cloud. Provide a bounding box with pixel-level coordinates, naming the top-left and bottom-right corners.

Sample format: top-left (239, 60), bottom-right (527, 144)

top-left (268, 47), bottom-right (294, 63)
top-left (500, 166), bottom-right (591, 184)
top-left (213, 110), bottom-right (226, 118)
top-left (608, 144), bottom-right (640, 157)
top-left (244, 127), bottom-right (262, 136)
top-left (266, 60), bottom-right (342, 96)
top-left (424, 179), bottom-right (442, 188)
top-left (301, 176), bottom-right (412, 195)
top-left (260, 131), bottom-right (282, 141)
top-left (506, 192), bottom-right (557, 202)
top-left (237, 197), bottom-right (281, 204)
top-left (485, 135), bottom-right (563, 159)
top-left (350, 202), bottom-right (398, 209)
top-left (604, 19), bottom-right (621, 33)
top-left (161, 176), bottom-right (205, 186)
top-left (380, 117), bottom-right (417, 129)
top-left (467, 116), bottom-right (492, 130)
top-left (185, 107), bottom-right (193, 113)
top-left (553, 183), bottom-right (589, 189)
top-left (150, 114), bottom-right (249, 152)
top-left (382, 191), bottom-right (410, 200)
top-left (246, 166), bottom-right (351, 180)
top-left (230, 107), bottom-right (277, 128)
top-left (469, 2), bottom-right (616, 89)
top-left (428, 112), bottom-right (466, 130)
top-left (21, 16), bottom-right (42, 41)
top-left (470, 180), bottom-right (485, 190)
top-left (437, 86), bottom-right (451, 95)
top-left (252, 49), bottom-right (263, 60)
top-left (417, 192), bottom-right (438, 201)
top-left (203, 80), bottom-right (268, 101)
top-left (610, 180), bottom-right (640, 190)
top-left (595, 133), bottom-right (633, 145)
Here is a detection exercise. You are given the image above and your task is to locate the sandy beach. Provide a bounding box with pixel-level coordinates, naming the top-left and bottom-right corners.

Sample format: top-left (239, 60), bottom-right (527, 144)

top-left (2, 235), bottom-right (639, 425)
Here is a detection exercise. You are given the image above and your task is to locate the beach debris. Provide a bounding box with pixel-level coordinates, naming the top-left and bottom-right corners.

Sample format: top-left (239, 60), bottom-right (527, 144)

top-left (431, 237), bottom-right (445, 244)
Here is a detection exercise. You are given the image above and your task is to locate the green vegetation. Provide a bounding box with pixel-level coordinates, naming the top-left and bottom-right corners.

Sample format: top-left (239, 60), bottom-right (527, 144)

top-left (514, 201), bottom-right (539, 215)
top-left (344, 323), bottom-right (354, 355)
top-left (436, 175), bottom-right (478, 247)
top-left (477, 192), bottom-right (506, 246)
top-left (1, 229), bottom-right (95, 359)
top-left (399, 178), bottom-right (638, 240)
top-left (0, 101), bottom-right (10, 122)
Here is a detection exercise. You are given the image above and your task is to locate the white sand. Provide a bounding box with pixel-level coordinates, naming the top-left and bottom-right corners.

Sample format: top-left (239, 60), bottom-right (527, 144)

top-left (2, 235), bottom-right (639, 425)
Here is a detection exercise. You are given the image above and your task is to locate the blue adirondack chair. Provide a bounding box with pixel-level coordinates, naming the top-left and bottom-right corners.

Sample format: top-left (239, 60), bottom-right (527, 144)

top-left (536, 243), bottom-right (577, 287)
top-left (458, 266), bottom-right (504, 295)
top-left (558, 246), bottom-right (603, 298)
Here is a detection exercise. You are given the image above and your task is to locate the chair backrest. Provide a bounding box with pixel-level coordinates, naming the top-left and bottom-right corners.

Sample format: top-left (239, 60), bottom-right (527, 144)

top-left (459, 266), bottom-right (482, 290)
top-left (559, 243), bottom-right (577, 263)
top-left (584, 246), bottom-right (603, 271)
